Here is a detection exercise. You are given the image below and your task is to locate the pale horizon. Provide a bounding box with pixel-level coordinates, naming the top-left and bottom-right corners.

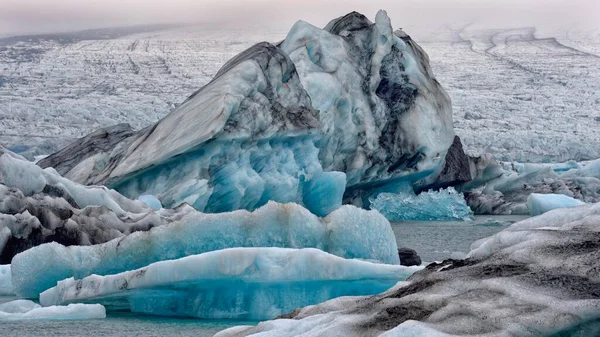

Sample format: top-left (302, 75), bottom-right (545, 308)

top-left (1, 0), bottom-right (599, 36)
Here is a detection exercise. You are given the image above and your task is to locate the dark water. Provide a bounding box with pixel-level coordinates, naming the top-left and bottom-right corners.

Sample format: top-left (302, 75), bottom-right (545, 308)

top-left (392, 215), bottom-right (528, 262)
top-left (0, 309), bottom-right (247, 337)
top-left (0, 216), bottom-right (526, 336)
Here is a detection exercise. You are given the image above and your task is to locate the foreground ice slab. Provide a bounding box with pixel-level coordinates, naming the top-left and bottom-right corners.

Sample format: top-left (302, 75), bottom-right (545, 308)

top-left (526, 193), bottom-right (585, 216)
top-left (220, 202), bottom-right (600, 336)
top-left (370, 186), bottom-right (474, 221)
top-left (12, 202), bottom-right (399, 298)
top-left (39, 10), bottom-right (453, 216)
top-left (0, 300), bottom-right (105, 321)
top-left (40, 248), bottom-right (420, 320)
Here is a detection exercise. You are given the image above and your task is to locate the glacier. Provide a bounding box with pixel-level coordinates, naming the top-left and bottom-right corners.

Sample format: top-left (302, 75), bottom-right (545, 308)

top-left (37, 10), bottom-right (454, 217)
top-left (219, 201), bottom-right (600, 337)
top-left (369, 185), bottom-right (474, 221)
top-left (40, 247), bottom-right (421, 320)
top-left (11, 201), bottom-right (399, 298)
top-left (526, 193), bottom-right (585, 216)
top-left (0, 300), bottom-right (105, 321)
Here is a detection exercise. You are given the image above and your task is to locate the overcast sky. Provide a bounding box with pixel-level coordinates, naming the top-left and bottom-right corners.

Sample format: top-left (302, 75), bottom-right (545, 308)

top-left (1, 0), bottom-right (598, 36)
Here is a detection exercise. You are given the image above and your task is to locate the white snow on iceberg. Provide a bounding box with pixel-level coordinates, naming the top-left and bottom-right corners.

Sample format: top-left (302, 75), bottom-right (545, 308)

top-left (12, 202), bottom-right (399, 298)
top-left (526, 193), bottom-right (585, 216)
top-left (0, 300), bottom-right (105, 321)
top-left (40, 247), bottom-right (420, 320)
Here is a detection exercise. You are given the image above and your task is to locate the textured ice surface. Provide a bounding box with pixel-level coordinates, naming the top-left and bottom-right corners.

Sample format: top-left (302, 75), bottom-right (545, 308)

top-left (12, 202), bottom-right (399, 298)
top-left (463, 157), bottom-right (600, 215)
top-left (0, 300), bottom-right (105, 321)
top-left (370, 186), bottom-right (474, 221)
top-left (221, 202), bottom-right (600, 337)
top-left (526, 193), bottom-right (585, 216)
top-left (0, 147), bottom-right (195, 262)
top-left (2, 23), bottom-right (599, 164)
top-left (40, 248), bottom-right (420, 320)
top-left (0, 265), bottom-right (12, 295)
top-left (37, 11), bottom-right (453, 217)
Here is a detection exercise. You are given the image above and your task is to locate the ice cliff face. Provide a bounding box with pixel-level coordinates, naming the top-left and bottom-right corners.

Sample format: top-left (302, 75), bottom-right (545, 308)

top-left (39, 10), bottom-right (453, 216)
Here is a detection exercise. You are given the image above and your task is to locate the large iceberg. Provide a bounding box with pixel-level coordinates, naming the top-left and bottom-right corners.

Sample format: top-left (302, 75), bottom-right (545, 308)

top-left (369, 185), bottom-right (474, 221)
top-left (12, 201), bottom-right (399, 298)
top-left (0, 300), bottom-right (105, 321)
top-left (40, 248), bottom-right (420, 320)
top-left (38, 11), bottom-right (454, 217)
top-left (219, 202), bottom-right (600, 337)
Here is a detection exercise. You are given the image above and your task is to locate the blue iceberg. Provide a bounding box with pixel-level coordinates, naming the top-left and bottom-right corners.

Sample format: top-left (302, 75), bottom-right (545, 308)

top-left (40, 247), bottom-right (421, 320)
top-left (12, 202), bottom-right (399, 298)
top-left (370, 186), bottom-right (474, 221)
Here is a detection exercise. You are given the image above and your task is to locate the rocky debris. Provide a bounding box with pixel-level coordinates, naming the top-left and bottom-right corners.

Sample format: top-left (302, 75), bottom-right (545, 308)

top-left (397, 247), bottom-right (421, 266)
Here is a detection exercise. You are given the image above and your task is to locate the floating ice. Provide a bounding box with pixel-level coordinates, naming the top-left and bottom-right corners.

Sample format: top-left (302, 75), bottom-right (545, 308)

top-left (526, 193), bottom-right (585, 216)
top-left (39, 10), bottom-right (453, 217)
top-left (12, 202), bottom-right (399, 298)
top-left (40, 247), bottom-right (420, 320)
top-left (0, 265), bottom-right (12, 295)
top-left (370, 186), bottom-right (474, 221)
top-left (0, 148), bottom-right (196, 262)
top-left (463, 156), bottom-right (600, 215)
top-left (0, 300), bottom-right (105, 321)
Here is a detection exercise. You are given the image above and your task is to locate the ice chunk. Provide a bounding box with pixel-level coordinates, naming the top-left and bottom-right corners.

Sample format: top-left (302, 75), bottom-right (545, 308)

top-left (0, 265), bottom-right (13, 295)
top-left (0, 150), bottom-right (196, 263)
top-left (137, 194), bottom-right (162, 210)
top-left (40, 248), bottom-right (421, 320)
top-left (0, 300), bottom-right (105, 321)
top-left (12, 202), bottom-right (399, 298)
top-left (0, 150), bottom-right (151, 216)
top-left (526, 193), bottom-right (585, 216)
top-left (370, 186), bottom-right (474, 221)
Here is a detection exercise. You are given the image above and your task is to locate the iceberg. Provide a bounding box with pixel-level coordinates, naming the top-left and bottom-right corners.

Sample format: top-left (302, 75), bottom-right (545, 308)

top-left (40, 248), bottom-right (421, 320)
top-left (0, 300), bottom-right (105, 321)
top-left (12, 202), bottom-right (399, 298)
top-left (0, 265), bottom-right (12, 295)
top-left (462, 156), bottom-right (600, 215)
top-left (0, 146), bottom-right (195, 263)
top-left (369, 186), bottom-right (474, 221)
top-left (219, 202), bottom-right (600, 337)
top-left (526, 193), bottom-right (585, 216)
top-left (38, 11), bottom-right (454, 217)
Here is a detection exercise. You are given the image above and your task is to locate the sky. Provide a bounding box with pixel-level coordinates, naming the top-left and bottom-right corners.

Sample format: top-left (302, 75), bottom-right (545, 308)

top-left (0, 0), bottom-right (599, 36)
